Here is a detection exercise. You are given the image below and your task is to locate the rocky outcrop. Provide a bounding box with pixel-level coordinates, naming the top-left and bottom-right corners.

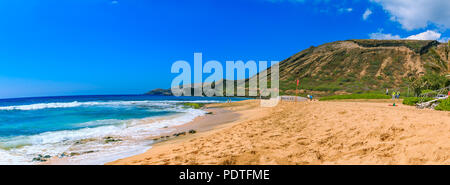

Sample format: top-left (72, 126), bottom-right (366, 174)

top-left (145, 88), bottom-right (173, 96)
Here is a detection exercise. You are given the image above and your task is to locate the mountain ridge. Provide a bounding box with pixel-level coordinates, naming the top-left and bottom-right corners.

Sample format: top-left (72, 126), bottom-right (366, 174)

top-left (270, 39), bottom-right (449, 95)
top-left (147, 39), bottom-right (450, 96)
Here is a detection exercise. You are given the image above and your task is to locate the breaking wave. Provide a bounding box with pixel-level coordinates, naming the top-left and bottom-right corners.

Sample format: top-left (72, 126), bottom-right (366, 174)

top-left (0, 100), bottom-right (221, 111)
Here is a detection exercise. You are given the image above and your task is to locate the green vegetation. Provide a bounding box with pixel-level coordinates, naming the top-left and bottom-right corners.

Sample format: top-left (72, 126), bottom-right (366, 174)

top-left (421, 89), bottom-right (435, 94)
top-left (350, 39), bottom-right (438, 54)
top-left (407, 73), bottom-right (449, 96)
top-left (402, 97), bottom-right (435, 106)
top-left (420, 89), bottom-right (438, 97)
top-left (435, 99), bottom-right (450, 111)
top-left (319, 93), bottom-right (390, 101)
top-left (182, 103), bottom-right (205, 109)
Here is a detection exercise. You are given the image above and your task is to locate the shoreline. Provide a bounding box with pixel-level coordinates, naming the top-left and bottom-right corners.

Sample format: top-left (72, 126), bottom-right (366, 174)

top-left (106, 101), bottom-right (260, 165)
top-left (42, 103), bottom-right (242, 165)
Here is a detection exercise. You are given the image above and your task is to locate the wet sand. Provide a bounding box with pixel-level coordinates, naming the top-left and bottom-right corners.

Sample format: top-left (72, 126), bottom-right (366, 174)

top-left (109, 100), bottom-right (450, 165)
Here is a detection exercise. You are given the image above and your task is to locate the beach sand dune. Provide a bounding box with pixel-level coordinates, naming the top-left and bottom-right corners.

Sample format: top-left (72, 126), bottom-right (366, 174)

top-left (108, 100), bottom-right (450, 165)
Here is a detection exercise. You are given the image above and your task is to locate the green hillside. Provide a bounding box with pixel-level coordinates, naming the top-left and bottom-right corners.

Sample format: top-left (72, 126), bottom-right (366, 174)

top-left (271, 39), bottom-right (449, 96)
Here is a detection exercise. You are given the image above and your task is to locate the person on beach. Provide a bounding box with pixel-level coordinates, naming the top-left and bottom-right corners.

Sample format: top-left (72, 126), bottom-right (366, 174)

top-left (391, 91), bottom-right (397, 106)
top-left (386, 89), bottom-right (389, 95)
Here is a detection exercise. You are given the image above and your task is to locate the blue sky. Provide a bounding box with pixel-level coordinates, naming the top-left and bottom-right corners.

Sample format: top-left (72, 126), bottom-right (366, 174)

top-left (0, 0), bottom-right (449, 99)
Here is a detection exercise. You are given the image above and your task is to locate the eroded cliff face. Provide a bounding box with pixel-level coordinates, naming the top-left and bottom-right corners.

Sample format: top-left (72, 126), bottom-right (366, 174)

top-left (272, 39), bottom-right (449, 94)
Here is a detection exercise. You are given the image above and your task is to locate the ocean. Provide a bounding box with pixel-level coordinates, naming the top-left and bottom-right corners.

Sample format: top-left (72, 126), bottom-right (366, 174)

top-left (0, 95), bottom-right (247, 164)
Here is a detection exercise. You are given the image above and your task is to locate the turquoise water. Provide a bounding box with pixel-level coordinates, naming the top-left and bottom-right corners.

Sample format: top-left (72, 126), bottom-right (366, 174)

top-left (0, 95), bottom-right (246, 164)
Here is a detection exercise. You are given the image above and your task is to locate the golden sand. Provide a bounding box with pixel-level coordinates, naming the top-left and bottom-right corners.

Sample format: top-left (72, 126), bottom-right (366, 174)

top-left (108, 100), bottom-right (450, 165)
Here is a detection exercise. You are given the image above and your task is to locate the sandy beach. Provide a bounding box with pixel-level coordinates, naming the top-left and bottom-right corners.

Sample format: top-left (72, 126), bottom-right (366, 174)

top-left (108, 99), bottom-right (450, 165)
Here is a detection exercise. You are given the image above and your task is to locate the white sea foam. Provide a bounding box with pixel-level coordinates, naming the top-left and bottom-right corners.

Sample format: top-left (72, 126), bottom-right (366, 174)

top-left (0, 149), bottom-right (31, 165)
top-left (0, 100), bottom-right (222, 111)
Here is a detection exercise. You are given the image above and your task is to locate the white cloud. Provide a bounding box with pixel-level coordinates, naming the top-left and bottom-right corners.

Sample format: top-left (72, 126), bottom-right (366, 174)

top-left (371, 0), bottom-right (450, 30)
top-left (339, 8), bottom-right (353, 13)
top-left (369, 31), bottom-right (401, 40)
top-left (362, 9), bottom-right (372, 20)
top-left (370, 30), bottom-right (447, 42)
top-left (406, 30), bottom-right (441, 40)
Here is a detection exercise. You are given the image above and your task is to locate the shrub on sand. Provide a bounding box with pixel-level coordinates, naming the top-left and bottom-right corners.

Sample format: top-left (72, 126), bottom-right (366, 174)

top-left (182, 103), bottom-right (204, 109)
top-left (402, 97), bottom-right (435, 106)
top-left (435, 99), bottom-right (450, 111)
